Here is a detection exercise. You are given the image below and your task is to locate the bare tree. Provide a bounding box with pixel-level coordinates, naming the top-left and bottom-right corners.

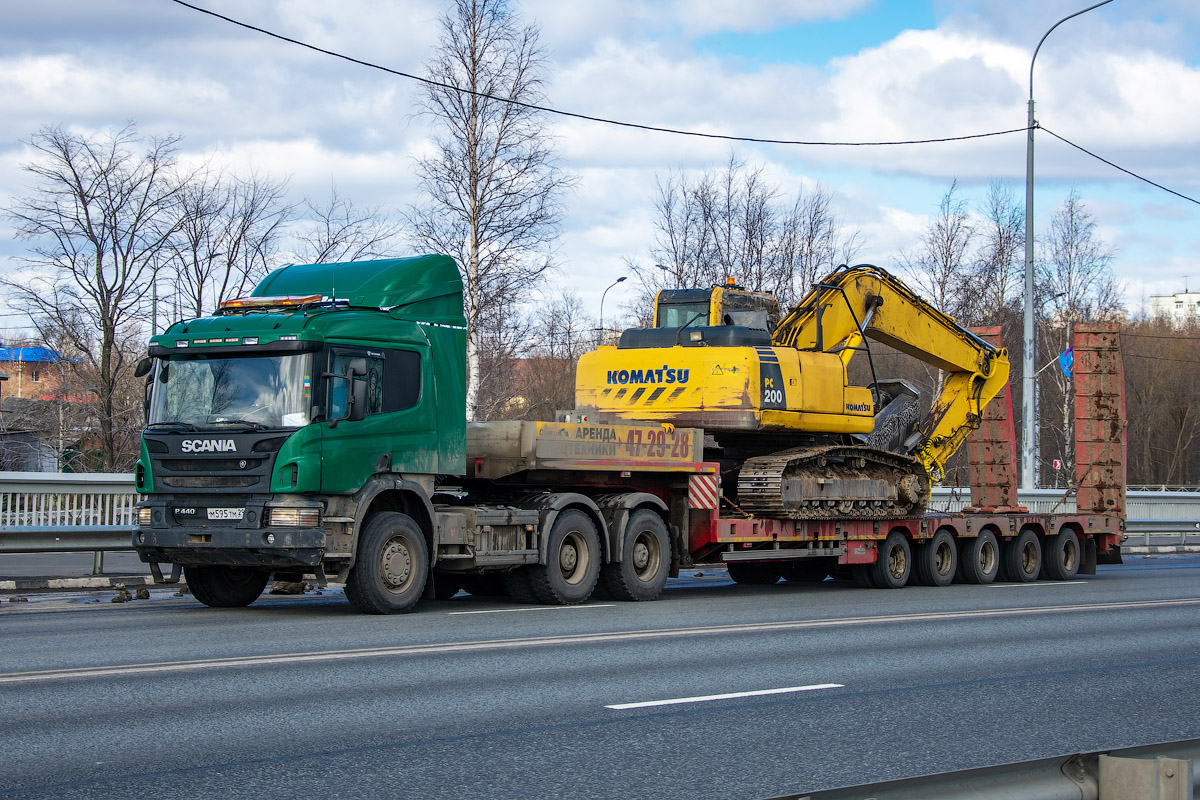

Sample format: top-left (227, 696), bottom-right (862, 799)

top-left (296, 186), bottom-right (402, 265)
top-left (897, 180), bottom-right (976, 319)
top-left (2, 124), bottom-right (186, 470)
top-left (972, 180), bottom-right (1024, 324)
top-left (642, 156), bottom-right (861, 312)
top-left (166, 165), bottom-right (291, 321)
top-left (408, 0), bottom-right (570, 420)
top-left (776, 182), bottom-right (863, 307)
top-left (507, 290), bottom-right (593, 421)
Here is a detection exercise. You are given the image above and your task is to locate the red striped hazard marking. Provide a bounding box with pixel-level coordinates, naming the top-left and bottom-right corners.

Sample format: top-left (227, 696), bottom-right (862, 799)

top-left (688, 474), bottom-right (719, 509)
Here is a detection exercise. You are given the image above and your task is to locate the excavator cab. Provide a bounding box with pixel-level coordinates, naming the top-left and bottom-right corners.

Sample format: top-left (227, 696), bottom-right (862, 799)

top-left (653, 281), bottom-right (781, 331)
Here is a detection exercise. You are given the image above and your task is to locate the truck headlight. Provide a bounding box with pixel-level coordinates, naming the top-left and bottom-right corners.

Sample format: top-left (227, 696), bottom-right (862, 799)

top-left (267, 508), bottom-right (320, 527)
top-left (137, 507), bottom-right (152, 526)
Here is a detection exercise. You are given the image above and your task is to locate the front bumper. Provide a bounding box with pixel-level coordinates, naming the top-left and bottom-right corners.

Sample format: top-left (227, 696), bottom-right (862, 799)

top-left (133, 525), bottom-right (327, 570)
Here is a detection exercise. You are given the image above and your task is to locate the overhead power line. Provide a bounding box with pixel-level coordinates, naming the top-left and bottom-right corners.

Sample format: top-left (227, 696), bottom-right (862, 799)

top-left (169, 1), bottom-right (1199, 206)
top-left (1040, 126), bottom-right (1200, 207)
top-left (168, 0), bottom-right (1026, 148)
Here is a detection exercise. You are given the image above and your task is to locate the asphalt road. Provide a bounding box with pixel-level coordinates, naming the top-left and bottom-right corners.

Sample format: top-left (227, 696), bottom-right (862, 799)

top-left (3, 557), bottom-right (1200, 799)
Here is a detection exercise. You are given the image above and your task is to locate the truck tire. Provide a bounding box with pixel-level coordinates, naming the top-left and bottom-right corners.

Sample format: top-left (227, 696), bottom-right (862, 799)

top-left (1043, 529), bottom-right (1081, 580)
top-left (727, 562), bottom-right (784, 585)
top-left (345, 511), bottom-right (429, 614)
top-left (958, 530), bottom-right (999, 584)
top-left (914, 530), bottom-right (957, 587)
top-left (186, 565), bottom-right (269, 608)
top-left (1003, 529), bottom-right (1042, 583)
top-left (869, 532), bottom-right (911, 589)
top-left (603, 510), bottom-right (670, 601)
top-left (528, 510), bottom-right (601, 605)
top-left (781, 560), bottom-right (831, 583)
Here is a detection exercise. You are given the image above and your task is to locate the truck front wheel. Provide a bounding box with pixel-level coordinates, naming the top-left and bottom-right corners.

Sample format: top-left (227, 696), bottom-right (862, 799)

top-left (345, 512), bottom-right (429, 614)
top-left (603, 510), bottom-right (670, 601)
top-left (529, 510), bottom-right (600, 605)
top-left (186, 565), bottom-right (269, 608)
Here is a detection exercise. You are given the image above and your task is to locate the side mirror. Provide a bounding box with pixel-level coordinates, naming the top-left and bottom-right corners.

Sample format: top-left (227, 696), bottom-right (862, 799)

top-left (347, 357), bottom-right (367, 377)
top-left (347, 377), bottom-right (368, 422)
top-left (134, 357), bottom-right (152, 378)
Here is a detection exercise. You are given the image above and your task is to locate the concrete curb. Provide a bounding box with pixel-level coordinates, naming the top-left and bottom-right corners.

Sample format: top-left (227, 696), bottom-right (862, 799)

top-left (0, 575), bottom-right (158, 592)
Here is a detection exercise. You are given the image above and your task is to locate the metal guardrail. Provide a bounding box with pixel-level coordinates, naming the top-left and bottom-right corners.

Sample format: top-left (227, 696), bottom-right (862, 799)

top-left (1, 475), bottom-right (1198, 573)
top-left (0, 472), bottom-right (137, 574)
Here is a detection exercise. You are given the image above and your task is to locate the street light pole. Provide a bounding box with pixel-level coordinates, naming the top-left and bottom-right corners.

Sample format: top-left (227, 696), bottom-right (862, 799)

top-left (1021, 0), bottom-right (1114, 490)
top-left (599, 276), bottom-right (627, 344)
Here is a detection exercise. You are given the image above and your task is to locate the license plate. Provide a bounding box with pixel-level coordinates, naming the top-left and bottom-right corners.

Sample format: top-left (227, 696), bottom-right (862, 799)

top-left (207, 507), bottom-right (245, 521)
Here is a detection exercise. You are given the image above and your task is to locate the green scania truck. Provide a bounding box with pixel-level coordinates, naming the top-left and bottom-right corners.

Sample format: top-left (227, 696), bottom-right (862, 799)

top-left (132, 255), bottom-right (710, 613)
top-left (132, 255), bottom-right (1124, 613)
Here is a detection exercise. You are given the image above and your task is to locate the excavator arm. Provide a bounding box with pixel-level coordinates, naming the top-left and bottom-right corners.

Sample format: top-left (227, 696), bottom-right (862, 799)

top-left (773, 264), bottom-right (1010, 479)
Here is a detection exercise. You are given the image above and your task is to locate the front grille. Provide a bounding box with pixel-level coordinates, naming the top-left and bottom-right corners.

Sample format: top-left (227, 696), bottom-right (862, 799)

top-left (160, 458), bottom-right (267, 472)
top-left (161, 475), bottom-right (261, 489)
top-left (146, 432), bottom-right (283, 494)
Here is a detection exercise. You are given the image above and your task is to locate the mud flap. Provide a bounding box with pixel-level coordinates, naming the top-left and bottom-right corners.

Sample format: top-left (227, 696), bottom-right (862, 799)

top-left (1080, 538), bottom-right (1098, 575)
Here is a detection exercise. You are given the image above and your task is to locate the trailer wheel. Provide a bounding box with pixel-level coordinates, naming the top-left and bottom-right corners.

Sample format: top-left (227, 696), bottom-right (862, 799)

top-left (1003, 529), bottom-right (1042, 583)
top-left (727, 562), bottom-right (784, 585)
top-left (870, 532), bottom-right (911, 589)
top-left (958, 531), bottom-right (999, 584)
top-left (345, 511), bottom-right (429, 614)
top-left (1043, 529), bottom-right (1080, 580)
top-left (914, 531), bottom-right (957, 587)
top-left (186, 565), bottom-right (269, 608)
top-left (603, 510), bottom-right (670, 601)
top-left (528, 510), bottom-right (600, 605)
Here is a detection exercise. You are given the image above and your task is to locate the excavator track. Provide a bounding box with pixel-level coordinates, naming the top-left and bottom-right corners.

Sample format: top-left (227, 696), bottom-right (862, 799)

top-left (736, 445), bottom-right (931, 520)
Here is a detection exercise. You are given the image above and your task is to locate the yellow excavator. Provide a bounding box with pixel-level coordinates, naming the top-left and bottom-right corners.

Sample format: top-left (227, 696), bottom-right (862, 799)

top-left (575, 264), bottom-right (1010, 519)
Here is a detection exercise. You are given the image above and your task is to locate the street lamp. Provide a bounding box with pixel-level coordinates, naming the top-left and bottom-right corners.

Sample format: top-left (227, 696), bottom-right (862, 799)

top-left (599, 276), bottom-right (627, 344)
top-left (1022, 0), bottom-right (1114, 490)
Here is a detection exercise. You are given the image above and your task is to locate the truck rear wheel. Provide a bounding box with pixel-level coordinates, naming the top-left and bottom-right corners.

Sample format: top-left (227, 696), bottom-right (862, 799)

top-left (186, 565), bottom-right (269, 608)
top-left (1003, 529), bottom-right (1042, 583)
top-left (869, 532), bottom-right (911, 589)
top-left (914, 530), bottom-right (957, 587)
top-left (528, 510), bottom-right (600, 605)
top-left (345, 512), bottom-right (429, 614)
top-left (958, 530), bottom-right (999, 584)
top-left (1043, 529), bottom-right (1081, 580)
top-left (727, 562), bottom-right (784, 585)
top-left (603, 510), bottom-right (670, 601)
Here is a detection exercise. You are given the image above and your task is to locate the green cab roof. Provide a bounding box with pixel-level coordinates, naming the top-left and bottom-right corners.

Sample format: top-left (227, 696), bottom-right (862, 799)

top-left (253, 254), bottom-right (463, 319)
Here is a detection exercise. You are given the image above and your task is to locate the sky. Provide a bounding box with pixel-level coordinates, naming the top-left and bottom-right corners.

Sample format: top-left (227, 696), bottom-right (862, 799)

top-left (1, 0), bottom-right (1199, 335)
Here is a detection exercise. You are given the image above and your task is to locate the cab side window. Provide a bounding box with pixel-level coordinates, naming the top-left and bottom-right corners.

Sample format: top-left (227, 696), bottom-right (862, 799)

top-left (384, 349), bottom-right (421, 411)
top-left (327, 348), bottom-right (420, 418)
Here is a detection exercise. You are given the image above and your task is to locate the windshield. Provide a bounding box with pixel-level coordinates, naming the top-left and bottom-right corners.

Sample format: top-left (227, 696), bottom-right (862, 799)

top-left (148, 353), bottom-right (313, 430)
top-left (656, 302), bottom-right (709, 328)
